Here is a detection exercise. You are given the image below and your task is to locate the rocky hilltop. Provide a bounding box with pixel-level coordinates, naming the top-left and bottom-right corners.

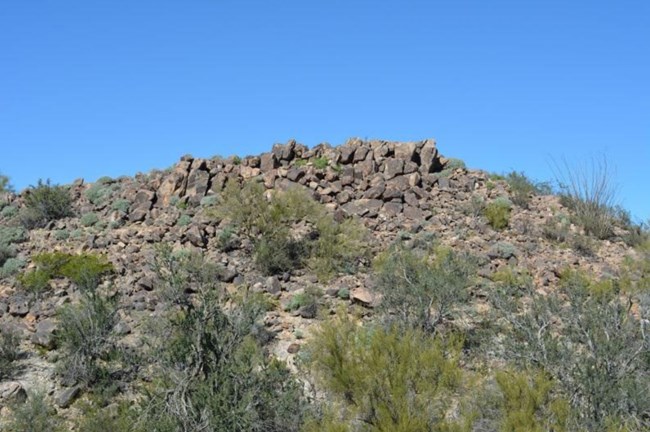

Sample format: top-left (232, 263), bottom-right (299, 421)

top-left (0, 138), bottom-right (646, 429)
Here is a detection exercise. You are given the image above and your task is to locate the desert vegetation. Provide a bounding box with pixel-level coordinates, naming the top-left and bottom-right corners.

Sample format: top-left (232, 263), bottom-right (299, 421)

top-left (0, 141), bottom-right (648, 431)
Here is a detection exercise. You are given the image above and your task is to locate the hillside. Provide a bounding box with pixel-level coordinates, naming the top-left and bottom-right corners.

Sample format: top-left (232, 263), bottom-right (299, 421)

top-left (0, 139), bottom-right (648, 431)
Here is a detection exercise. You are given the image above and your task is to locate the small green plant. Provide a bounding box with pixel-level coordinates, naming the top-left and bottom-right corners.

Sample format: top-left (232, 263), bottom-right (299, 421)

top-left (20, 179), bottom-right (73, 229)
top-left (84, 179), bottom-right (116, 206)
top-left (216, 226), bottom-right (238, 252)
top-left (0, 257), bottom-right (26, 278)
top-left (505, 171), bottom-right (552, 208)
top-left (53, 229), bottom-right (69, 240)
top-left (485, 197), bottom-right (512, 230)
top-left (374, 244), bottom-right (475, 333)
top-left (176, 214), bottom-right (192, 227)
top-left (19, 252), bottom-right (113, 296)
top-left (0, 173), bottom-right (12, 194)
top-left (80, 212), bottom-right (100, 227)
top-left (1, 205), bottom-right (18, 218)
top-left (6, 389), bottom-right (63, 432)
top-left (199, 194), bottom-right (218, 207)
top-left (0, 325), bottom-right (20, 380)
top-left (285, 286), bottom-right (321, 312)
top-left (312, 156), bottom-right (329, 170)
top-left (553, 157), bottom-right (619, 240)
top-left (111, 199), bottom-right (131, 213)
top-left (232, 155), bottom-right (242, 165)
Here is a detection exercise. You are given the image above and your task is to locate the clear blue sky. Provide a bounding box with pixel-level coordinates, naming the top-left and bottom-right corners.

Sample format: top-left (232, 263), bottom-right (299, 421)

top-left (1, 1), bottom-right (648, 220)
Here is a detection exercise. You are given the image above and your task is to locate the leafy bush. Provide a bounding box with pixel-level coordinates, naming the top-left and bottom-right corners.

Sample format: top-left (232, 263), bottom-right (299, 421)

top-left (111, 198), bottom-right (131, 213)
top-left (216, 225), bottom-right (238, 252)
top-left (505, 171), bottom-right (552, 208)
top-left (0, 326), bottom-right (19, 380)
top-left (255, 229), bottom-right (308, 275)
top-left (0, 173), bottom-right (13, 194)
top-left (216, 181), bottom-right (367, 279)
top-left (1, 257), bottom-right (26, 278)
top-left (308, 216), bottom-right (368, 281)
top-left (312, 157), bottom-right (329, 170)
top-left (553, 157), bottom-right (619, 239)
top-left (53, 229), bottom-right (69, 240)
top-left (285, 286), bottom-right (322, 313)
top-left (56, 290), bottom-right (119, 386)
top-left (374, 244), bottom-right (475, 333)
top-left (142, 246), bottom-right (307, 431)
top-left (0, 226), bottom-right (27, 268)
top-left (176, 213), bottom-right (192, 227)
top-left (80, 212), bottom-right (99, 227)
top-left (20, 179), bottom-right (73, 229)
top-left (542, 214), bottom-right (571, 242)
top-left (1, 205), bottom-right (18, 218)
top-left (19, 252), bottom-right (113, 296)
top-left (5, 390), bottom-right (63, 432)
top-left (485, 197), bottom-right (512, 230)
top-left (490, 270), bottom-right (650, 429)
top-left (84, 179), bottom-right (115, 206)
top-left (494, 369), bottom-right (569, 432)
top-left (303, 315), bottom-right (468, 431)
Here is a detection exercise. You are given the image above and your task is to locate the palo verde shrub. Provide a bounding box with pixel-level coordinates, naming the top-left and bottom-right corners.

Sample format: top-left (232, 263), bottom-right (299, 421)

top-left (19, 179), bottom-right (73, 229)
top-left (303, 315), bottom-right (468, 431)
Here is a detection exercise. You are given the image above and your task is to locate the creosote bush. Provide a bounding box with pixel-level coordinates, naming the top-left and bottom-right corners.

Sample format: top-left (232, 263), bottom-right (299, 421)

top-left (19, 179), bottom-right (73, 229)
top-left (214, 180), bottom-right (367, 280)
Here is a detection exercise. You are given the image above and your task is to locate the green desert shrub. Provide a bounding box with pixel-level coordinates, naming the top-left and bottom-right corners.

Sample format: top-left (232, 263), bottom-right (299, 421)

top-left (19, 252), bottom-right (113, 295)
top-left (285, 286), bottom-right (322, 313)
top-left (84, 178), bottom-right (115, 206)
top-left (374, 244), bottom-right (475, 333)
top-left (1, 205), bottom-right (18, 218)
top-left (143, 246), bottom-right (307, 432)
top-left (176, 213), bottom-right (192, 227)
top-left (20, 179), bottom-right (73, 229)
top-left (494, 369), bottom-right (569, 432)
top-left (0, 226), bottom-right (27, 268)
top-left (0, 326), bottom-right (20, 380)
top-left (216, 181), bottom-right (367, 279)
top-left (485, 197), bottom-right (512, 230)
top-left (111, 198), bottom-right (131, 213)
top-left (490, 270), bottom-right (650, 429)
top-left (5, 389), bottom-right (64, 432)
top-left (255, 229), bottom-right (308, 275)
top-left (80, 212), bottom-right (100, 227)
top-left (303, 315), bottom-right (468, 431)
top-left (308, 216), bottom-right (368, 281)
top-left (0, 257), bottom-right (26, 278)
top-left (505, 171), bottom-right (552, 208)
top-left (312, 156), bottom-right (329, 170)
top-left (0, 173), bottom-right (12, 194)
top-left (553, 157), bottom-right (620, 240)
